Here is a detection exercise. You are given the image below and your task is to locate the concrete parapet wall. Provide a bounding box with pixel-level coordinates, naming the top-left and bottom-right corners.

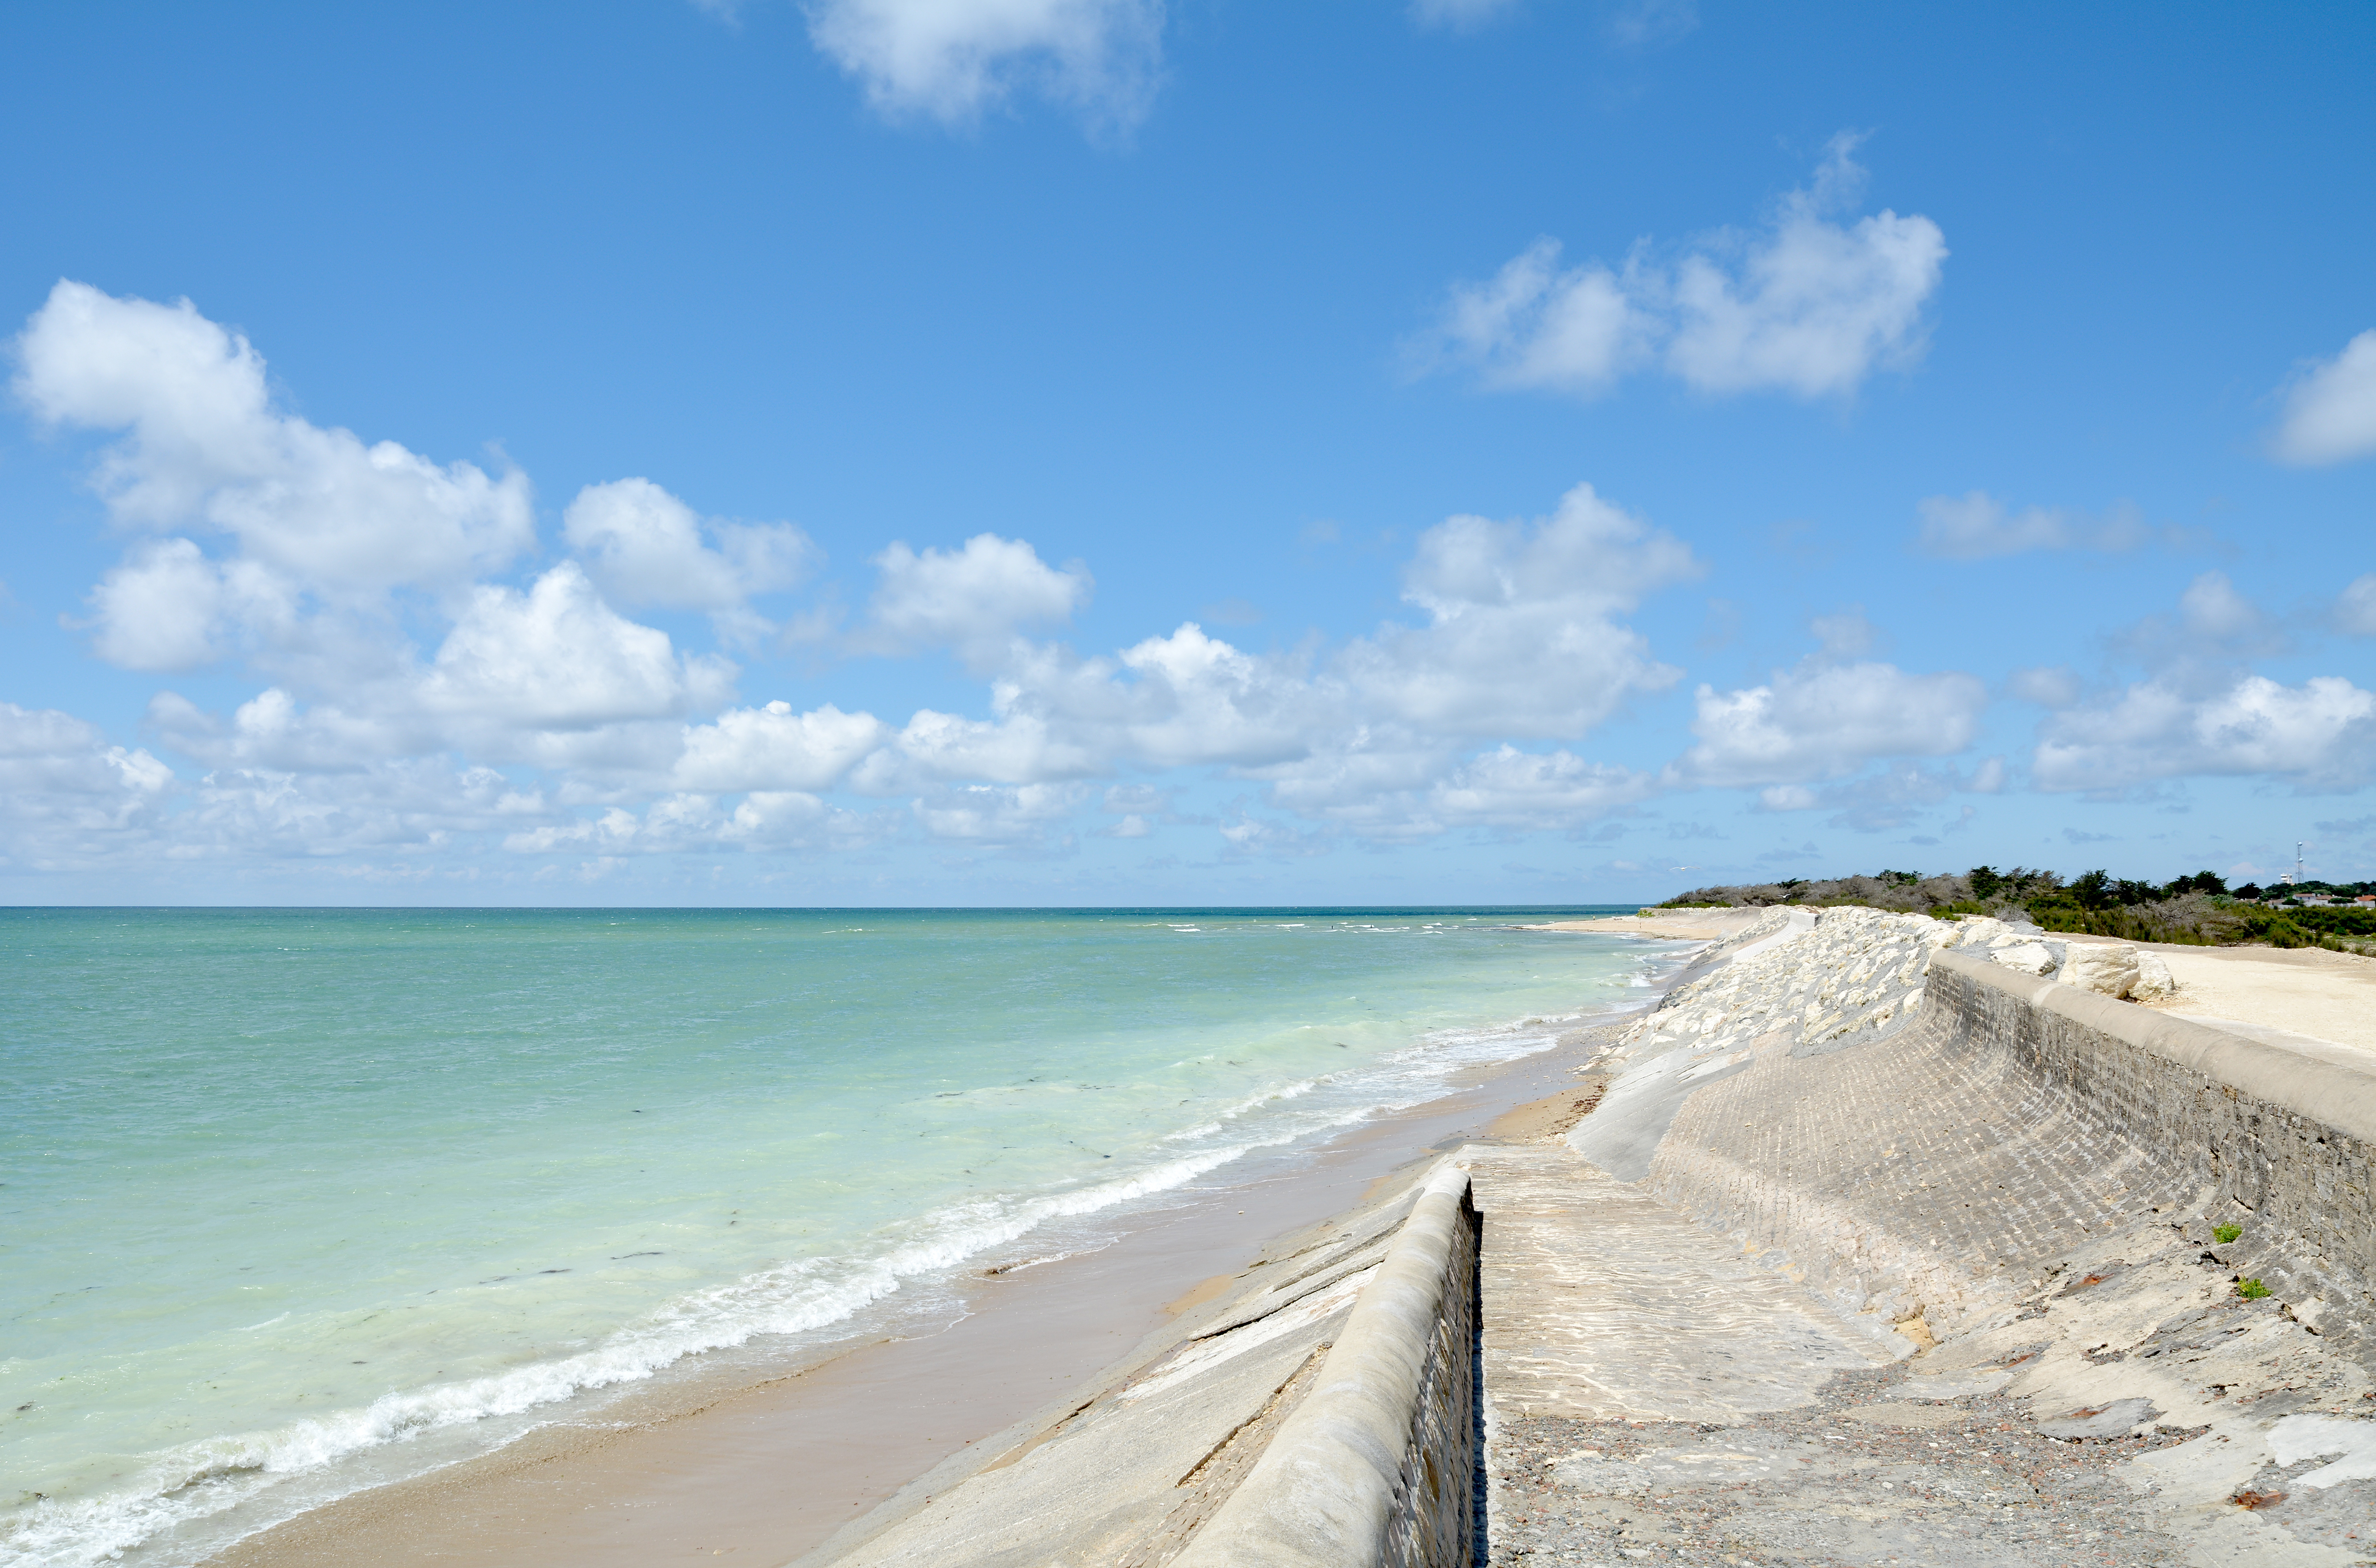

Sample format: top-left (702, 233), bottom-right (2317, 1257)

top-left (1173, 1163), bottom-right (1480, 1568)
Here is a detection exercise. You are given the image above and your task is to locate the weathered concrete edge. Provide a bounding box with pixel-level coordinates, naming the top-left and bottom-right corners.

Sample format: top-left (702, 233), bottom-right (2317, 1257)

top-left (1170, 1159), bottom-right (1472, 1568)
top-left (1930, 947), bottom-right (2376, 1143)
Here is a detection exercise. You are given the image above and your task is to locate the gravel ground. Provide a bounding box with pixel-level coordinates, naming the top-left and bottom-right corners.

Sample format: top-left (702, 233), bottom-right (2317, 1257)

top-left (1489, 1350), bottom-right (2374, 1567)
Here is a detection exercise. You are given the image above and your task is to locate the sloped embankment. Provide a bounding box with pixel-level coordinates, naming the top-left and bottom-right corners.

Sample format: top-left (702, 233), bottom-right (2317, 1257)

top-left (1505, 905), bottom-right (2376, 1563)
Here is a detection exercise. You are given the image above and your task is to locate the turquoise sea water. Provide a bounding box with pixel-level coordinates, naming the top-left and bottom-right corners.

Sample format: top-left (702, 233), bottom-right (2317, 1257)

top-left (2, 907), bottom-right (1659, 1566)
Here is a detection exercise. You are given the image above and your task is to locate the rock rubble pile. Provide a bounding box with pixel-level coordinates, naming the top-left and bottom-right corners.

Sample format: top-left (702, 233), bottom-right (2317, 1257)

top-left (1605, 908), bottom-right (2174, 1078)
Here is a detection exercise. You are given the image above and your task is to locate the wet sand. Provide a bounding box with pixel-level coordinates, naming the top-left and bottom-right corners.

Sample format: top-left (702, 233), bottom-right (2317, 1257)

top-left (202, 1006), bottom-right (1647, 1568)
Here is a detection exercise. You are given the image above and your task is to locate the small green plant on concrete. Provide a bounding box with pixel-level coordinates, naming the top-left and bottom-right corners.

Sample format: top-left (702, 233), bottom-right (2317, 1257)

top-left (2214, 1224), bottom-right (2242, 1243)
top-left (2236, 1277), bottom-right (2271, 1299)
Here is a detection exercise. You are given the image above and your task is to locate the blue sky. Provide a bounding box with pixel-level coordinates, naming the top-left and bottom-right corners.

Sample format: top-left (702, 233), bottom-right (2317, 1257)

top-left (2, 0), bottom-right (2372, 905)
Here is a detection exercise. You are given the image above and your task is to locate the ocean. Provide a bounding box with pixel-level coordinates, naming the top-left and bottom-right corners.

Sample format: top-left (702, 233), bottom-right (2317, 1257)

top-left (1, 906), bottom-right (1666, 1567)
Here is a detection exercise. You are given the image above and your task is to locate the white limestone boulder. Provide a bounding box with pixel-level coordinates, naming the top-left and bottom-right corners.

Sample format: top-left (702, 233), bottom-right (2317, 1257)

top-left (2055, 942), bottom-right (2141, 998)
top-left (2130, 950), bottom-right (2176, 1001)
top-left (1947, 916), bottom-right (2010, 947)
top-left (1991, 942), bottom-right (2059, 976)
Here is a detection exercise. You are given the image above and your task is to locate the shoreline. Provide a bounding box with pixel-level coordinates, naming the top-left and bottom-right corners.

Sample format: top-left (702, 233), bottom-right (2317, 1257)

top-left (198, 942), bottom-right (1693, 1568)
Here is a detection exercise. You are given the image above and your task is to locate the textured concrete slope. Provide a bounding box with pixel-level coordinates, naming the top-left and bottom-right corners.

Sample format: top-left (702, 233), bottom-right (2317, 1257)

top-left (1469, 1144), bottom-right (1894, 1425)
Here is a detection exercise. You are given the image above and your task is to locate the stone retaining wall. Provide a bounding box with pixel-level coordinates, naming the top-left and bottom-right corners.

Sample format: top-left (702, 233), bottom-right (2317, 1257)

top-left (1927, 948), bottom-right (2376, 1315)
top-left (1381, 1183), bottom-right (1479, 1568)
top-left (1640, 935), bottom-right (2376, 1346)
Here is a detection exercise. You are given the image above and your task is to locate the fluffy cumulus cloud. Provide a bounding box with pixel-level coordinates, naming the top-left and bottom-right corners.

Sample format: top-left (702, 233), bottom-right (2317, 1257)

top-left (419, 564), bottom-right (737, 734)
top-left (1675, 656), bottom-right (1988, 788)
top-left (16, 282), bottom-right (532, 614)
top-left (672, 702), bottom-right (890, 792)
top-left (2270, 329), bottom-right (2376, 466)
top-left (1344, 483), bottom-right (1697, 736)
top-left (16, 281), bottom-right (536, 689)
top-left (2030, 574), bottom-right (2376, 794)
top-left (2034, 675), bottom-right (2376, 794)
top-left (859, 532), bottom-right (1091, 665)
top-left (1424, 136), bottom-right (1945, 400)
top-left (803, 0), bottom-right (1163, 132)
top-left (562, 478), bottom-right (816, 615)
top-left (893, 483), bottom-right (1701, 840)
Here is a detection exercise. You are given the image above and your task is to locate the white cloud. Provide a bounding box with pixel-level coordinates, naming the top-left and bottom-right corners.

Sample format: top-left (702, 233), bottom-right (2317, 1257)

top-left (2034, 674), bottom-right (2376, 793)
top-left (148, 687), bottom-right (415, 774)
top-left (0, 704), bottom-right (173, 869)
top-left (16, 281), bottom-right (533, 599)
top-left (1429, 241), bottom-right (1649, 395)
top-left (2270, 329), bottom-right (2376, 466)
top-left (2112, 570), bottom-right (2285, 665)
top-left (823, 482), bottom-right (1695, 838)
top-left (1676, 658), bottom-right (1988, 787)
top-left (1913, 492), bottom-right (2152, 560)
top-left (1342, 482), bottom-right (1697, 737)
top-left (857, 706), bottom-right (1101, 789)
top-left (862, 532), bottom-right (1090, 665)
top-left (501, 789), bottom-right (879, 856)
top-left (1664, 137), bottom-right (1945, 397)
top-left (1424, 136), bottom-right (1945, 402)
top-left (563, 478), bottom-right (817, 613)
top-left (1427, 746), bottom-right (1659, 829)
top-left (420, 564), bottom-right (737, 732)
top-left (805, 0), bottom-right (1163, 132)
top-left (1108, 623), bottom-right (1322, 768)
top-left (912, 781), bottom-right (1088, 844)
top-left (83, 539), bottom-right (242, 671)
top-left (672, 701), bottom-right (889, 791)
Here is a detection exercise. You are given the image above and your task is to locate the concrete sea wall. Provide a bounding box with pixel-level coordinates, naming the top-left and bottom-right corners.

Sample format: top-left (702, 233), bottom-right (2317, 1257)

top-left (1203, 914), bottom-right (2375, 1562)
top-left (1928, 947), bottom-right (2376, 1318)
top-left (1640, 922), bottom-right (2376, 1346)
top-left (1172, 1163), bottom-right (1482, 1568)
top-left (813, 910), bottom-right (2374, 1565)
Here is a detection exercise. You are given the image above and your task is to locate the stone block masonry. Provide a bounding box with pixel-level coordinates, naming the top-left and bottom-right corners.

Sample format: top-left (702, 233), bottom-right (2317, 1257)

top-left (1638, 913), bottom-right (2376, 1346)
top-left (1929, 947), bottom-right (2376, 1326)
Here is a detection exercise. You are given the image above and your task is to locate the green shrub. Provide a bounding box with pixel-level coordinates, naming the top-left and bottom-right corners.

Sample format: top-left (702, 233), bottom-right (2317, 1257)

top-left (2213, 1223), bottom-right (2241, 1243)
top-left (2236, 1278), bottom-right (2271, 1299)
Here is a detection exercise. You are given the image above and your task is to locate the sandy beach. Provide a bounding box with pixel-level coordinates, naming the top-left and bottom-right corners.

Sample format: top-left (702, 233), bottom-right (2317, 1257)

top-left (2125, 938), bottom-right (2376, 1050)
top-left (200, 989), bottom-right (1653, 1568)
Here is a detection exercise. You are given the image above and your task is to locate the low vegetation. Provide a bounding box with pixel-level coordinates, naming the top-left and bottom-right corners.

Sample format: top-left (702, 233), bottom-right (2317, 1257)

top-left (1657, 867), bottom-right (2376, 955)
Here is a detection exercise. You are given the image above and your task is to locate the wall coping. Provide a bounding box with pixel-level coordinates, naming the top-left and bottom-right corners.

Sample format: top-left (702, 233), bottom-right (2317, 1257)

top-left (1169, 1160), bottom-right (1473, 1568)
top-left (1929, 947), bottom-right (2376, 1145)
